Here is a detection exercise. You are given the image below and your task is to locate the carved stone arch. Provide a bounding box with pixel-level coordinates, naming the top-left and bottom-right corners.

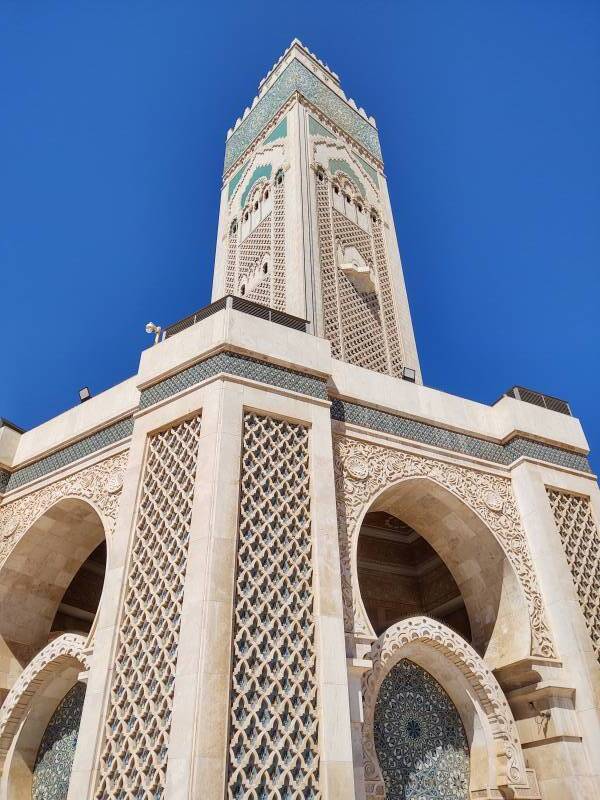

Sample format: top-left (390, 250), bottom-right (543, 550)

top-left (333, 436), bottom-right (555, 661)
top-left (362, 617), bottom-right (532, 799)
top-left (0, 450), bottom-right (127, 570)
top-left (0, 454), bottom-right (126, 679)
top-left (0, 633), bottom-right (88, 799)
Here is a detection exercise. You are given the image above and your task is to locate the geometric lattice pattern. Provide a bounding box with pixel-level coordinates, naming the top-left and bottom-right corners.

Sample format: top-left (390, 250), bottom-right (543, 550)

top-left (315, 171), bottom-right (403, 378)
top-left (227, 413), bottom-right (320, 798)
top-left (374, 659), bottom-right (469, 800)
top-left (95, 416), bottom-right (202, 799)
top-left (546, 488), bottom-right (600, 658)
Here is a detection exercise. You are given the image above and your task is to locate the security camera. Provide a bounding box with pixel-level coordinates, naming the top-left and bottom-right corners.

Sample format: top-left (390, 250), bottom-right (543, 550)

top-left (145, 322), bottom-right (162, 343)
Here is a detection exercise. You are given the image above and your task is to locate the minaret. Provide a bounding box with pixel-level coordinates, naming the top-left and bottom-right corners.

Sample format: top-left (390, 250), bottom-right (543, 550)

top-left (212, 39), bottom-right (422, 383)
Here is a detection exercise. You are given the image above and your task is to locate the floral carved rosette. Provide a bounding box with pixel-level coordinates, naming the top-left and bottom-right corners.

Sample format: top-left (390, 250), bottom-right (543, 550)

top-left (0, 451), bottom-right (128, 568)
top-left (333, 435), bottom-right (555, 659)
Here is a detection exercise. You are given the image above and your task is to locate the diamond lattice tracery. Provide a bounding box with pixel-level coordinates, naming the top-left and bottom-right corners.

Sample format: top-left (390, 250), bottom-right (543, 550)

top-left (227, 413), bottom-right (320, 799)
top-left (95, 415), bottom-right (202, 800)
top-left (547, 488), bottom-right (600, 659)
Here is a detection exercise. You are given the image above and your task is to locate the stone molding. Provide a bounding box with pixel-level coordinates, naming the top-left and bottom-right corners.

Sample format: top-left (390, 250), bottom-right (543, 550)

top-left (332, 398), bottom-right (592, 474)
top-left (0, 633), bottom-right (88, 770)
top-left (1, 417), bottom-right (133, 495)
top-left (333, 435), bottom-right (555, 658)
top-left (361, 617), bottom-right (528, 797)
top-left (0, 451), bottom-right (127, 568)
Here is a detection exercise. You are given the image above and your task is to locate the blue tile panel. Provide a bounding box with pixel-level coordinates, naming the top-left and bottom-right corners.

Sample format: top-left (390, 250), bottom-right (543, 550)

top-left (374, 659), bottom-right (469, 799)
top-left (32, 682), bottom-right (86, 800)
top-left (139, 351), bottom-right (328, 409)
top-left (0, 469), bottom-right (9, 494)
top-left (2, 417), bottom-right (133, 494)
top-left (331, 398), bottom-right (592, 473)
top-left (224, 59), bottom-right (382, 173)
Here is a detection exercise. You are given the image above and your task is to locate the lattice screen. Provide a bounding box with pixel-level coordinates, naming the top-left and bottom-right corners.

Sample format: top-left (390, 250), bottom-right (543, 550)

top-left (315, 172), bottom-right (404, 377)
top-left (227, 413), bottom-right (320, 798)
top-left (546, 488), bottom-right (600, 658)
top-left (95, 415), bottom-right (202, 799)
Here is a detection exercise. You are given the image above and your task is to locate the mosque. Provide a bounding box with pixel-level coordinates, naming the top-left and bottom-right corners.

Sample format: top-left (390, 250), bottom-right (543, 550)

top-left (1, 39), bottom-right (599, 800)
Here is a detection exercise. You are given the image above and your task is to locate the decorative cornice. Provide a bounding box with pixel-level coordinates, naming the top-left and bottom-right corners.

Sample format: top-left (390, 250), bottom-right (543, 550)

top-left (331, 398), bottom-right (592, 474)
top-left (361, 617), bottom-right (528, 796)
top-left (0, 450), bottom-right (127, 568)
top-left (139, 351), bottom-right (328, 409)
top-left (1, 416), bottom-right (133, 496)
top-left (224, 58), bottom-right (381, 174)
top-left (333, 435), bottom-right (555, 658)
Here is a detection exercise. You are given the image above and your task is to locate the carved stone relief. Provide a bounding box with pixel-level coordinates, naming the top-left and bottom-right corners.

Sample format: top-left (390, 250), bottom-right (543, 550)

top-left (0, 451), bottom-right (128, 568)
top-left (362, 617), bottom-right (528, 798)
top-left (333, 436), bottom-right (555, 658)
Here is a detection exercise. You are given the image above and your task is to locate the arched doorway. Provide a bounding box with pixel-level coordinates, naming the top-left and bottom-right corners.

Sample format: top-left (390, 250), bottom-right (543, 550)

top-left (0, 497), bottom-right (107, 800)
top-left (358, 511), bottom-right (472, 641)
top-left (374, 658), bottom-right (469, 799)
top-left (0, 498), bottom-right (107, 667)
top-left (354, 477), bottom-right (531, 667)
top-left (362, 617), bottom-right (530, 799)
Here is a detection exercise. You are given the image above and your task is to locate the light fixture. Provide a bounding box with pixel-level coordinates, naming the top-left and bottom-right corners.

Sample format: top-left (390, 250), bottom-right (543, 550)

top-left (79, 386), bottom-right (91, 403)
top-left (402, 367), bottom-right (416, 383)
top-left (145, 321), bottom-right (162, 344)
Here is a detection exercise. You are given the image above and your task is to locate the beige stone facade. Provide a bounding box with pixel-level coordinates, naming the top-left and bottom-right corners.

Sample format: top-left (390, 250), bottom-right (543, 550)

top-left (1, 39), bottom-right (600, 800)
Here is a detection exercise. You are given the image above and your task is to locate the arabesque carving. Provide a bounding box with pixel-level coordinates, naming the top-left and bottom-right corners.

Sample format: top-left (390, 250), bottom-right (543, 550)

top-left (0, 451), bottom-right (128, 567)
top-left (333, 436), bottom-right (555, 658)
top-left (361, 617), bottom-right (528, 797)
top-left (0, 633), bottom-right (88, 770)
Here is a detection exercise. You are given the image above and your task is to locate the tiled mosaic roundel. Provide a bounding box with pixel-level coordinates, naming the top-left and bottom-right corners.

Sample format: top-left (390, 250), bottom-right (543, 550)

top-left (374, 659), bottom-right (469, 800)
top-left (32, 682), bottom-right (86, 800)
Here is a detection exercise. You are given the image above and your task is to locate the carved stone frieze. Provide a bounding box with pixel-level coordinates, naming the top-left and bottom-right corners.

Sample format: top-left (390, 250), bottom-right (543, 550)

top-left (0, 451), bottom-right (128, 568)
top-left (333, 435), bottom-right (555, 658)
top-left (361, 617), bottom-right (528, 797)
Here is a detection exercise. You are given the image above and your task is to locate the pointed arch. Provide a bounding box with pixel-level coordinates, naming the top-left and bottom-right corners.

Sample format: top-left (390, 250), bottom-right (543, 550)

top-left (333, 436), bottom-right (555, 664)
top-left (0, 633), bottom-right (88, 797)
top-left (362, 617), bottom-right (531, 798)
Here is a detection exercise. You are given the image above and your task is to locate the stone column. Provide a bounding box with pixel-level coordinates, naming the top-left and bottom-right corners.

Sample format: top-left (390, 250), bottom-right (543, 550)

top-left (511, 460), bottom-right (600, 799)
top-left (68, 383), bottom-right (215, 800)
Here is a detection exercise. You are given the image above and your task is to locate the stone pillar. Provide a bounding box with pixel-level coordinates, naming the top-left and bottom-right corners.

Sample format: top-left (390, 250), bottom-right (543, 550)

top-left (68, 383), bottom-right (214, 799)
top-left (511, 461), bottom-right (600, 799)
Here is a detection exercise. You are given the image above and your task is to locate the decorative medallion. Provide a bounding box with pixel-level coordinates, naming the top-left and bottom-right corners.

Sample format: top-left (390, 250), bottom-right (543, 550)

top-left (483, 490), bottom-right (504, 513)
top-left (104, 471), bottom-right (124, 495)
top-left (346, 455), bottom-right (370, 481)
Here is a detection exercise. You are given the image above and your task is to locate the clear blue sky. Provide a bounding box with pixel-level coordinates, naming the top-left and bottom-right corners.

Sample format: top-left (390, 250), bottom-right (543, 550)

top-left (2, 2), bottom-right (599, 471)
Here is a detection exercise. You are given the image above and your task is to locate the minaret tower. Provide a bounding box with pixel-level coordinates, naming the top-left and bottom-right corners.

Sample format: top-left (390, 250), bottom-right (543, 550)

top-left (212, 39), bottom-right (422, 382)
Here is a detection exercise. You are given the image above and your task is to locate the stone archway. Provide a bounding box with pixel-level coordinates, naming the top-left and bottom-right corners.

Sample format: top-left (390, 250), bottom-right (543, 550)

top-left (0, 633), bottom-right (88, 800)
top-left (361, 617), bottom-right (533, 799)
top-left (334, 436), bottom-right (554, 663)
top-left (0, 498), bottom-right (107, 669)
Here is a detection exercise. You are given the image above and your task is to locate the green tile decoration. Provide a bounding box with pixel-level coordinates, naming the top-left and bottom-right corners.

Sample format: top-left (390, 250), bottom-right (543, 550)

top-left (264, 116), bottom-right (287, 144)
top-left (228, 161), bottom-right (249, 200)
top-left (225, 59), bottom-right (381, 173)
top-left (240, 163), bottom-right (273, 209)
top-left (329, 158), bottom-right (366, 198)
top-left (309, 115), bottom-right (335, 138)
